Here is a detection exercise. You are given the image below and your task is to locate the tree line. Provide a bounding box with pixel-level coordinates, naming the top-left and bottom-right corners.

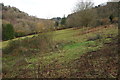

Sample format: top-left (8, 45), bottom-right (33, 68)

top-left (65, 1), bottom-right (118, 28)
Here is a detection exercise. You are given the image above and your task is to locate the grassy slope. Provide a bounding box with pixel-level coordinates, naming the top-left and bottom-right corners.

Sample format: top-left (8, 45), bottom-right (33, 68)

top-left (1, 34), bottom-right (39, 49)
top-left (69, 37), bottom-right (118, 78)
top-left (2, 24), bottom-right (118, 78)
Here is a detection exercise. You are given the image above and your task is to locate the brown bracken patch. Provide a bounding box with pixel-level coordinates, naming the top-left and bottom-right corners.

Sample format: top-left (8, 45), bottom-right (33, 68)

top-left (69, 37), bottom-right (118, 78)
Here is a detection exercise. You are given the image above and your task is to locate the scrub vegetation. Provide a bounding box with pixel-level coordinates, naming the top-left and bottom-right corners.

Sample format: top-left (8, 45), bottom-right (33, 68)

top-left (1, 1), bottom-right (119, 78)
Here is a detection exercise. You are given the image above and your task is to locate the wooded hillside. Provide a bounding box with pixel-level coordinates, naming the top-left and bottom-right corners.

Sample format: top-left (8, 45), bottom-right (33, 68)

top-left (66, 2), bottom-right (118, 28)
top-left (2, 4), bottom-right (55, 36)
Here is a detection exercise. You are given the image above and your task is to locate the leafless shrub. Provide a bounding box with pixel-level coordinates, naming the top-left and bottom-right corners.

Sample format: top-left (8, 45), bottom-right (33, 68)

top-left (3, 30), bottom-right (55, 55)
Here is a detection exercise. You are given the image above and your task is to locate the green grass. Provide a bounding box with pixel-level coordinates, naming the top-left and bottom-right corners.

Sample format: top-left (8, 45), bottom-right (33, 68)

top-left (1, 34), bottom-right (39, 49)
top-left (2, 24), bottom-right (118, 78)
top-left (0, 42), bottom-right (2, 49)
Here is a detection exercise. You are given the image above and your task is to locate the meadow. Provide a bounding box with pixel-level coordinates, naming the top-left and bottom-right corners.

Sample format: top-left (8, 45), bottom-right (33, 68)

top-left (2, 24), bottom-right (118, 78)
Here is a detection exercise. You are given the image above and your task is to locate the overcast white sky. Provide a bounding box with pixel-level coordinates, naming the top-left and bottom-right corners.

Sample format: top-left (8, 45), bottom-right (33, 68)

top-left (0, 0), bottom-right (109, 19)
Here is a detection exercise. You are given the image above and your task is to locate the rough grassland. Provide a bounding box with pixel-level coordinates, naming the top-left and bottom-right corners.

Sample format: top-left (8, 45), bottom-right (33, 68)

top-left (2, 24), bottom-right (118, 78)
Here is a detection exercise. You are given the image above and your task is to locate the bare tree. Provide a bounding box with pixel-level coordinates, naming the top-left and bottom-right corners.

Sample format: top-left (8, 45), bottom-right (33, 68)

top-left (67, 0), bottom-right (98, 27)
top-left (73, 0), bottom-right (94, 12)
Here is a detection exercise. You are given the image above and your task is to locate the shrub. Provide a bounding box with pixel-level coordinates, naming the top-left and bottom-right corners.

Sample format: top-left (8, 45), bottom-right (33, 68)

top-left (113, 17), bottom-right (118, 23)
top-left (3, 32), bottom-right (55, 54)
top-left (15, 31), bottom-right (26, 37)
top-left (55, 21), bottom-right (59, 27)
top-left (109, 15), bottom-right (114, 23)
top-left (61, 16), bottom-right (66, 25)
top-left (87, 34), bottom-right (102, 41)
top-left (100, 18), bottom-right (109, 25)
top-left (2, 23), bottom-right (15, 41)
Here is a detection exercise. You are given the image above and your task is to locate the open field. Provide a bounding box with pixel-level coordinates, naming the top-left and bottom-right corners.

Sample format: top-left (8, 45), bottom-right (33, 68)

top-left (2, 24), bottom-right (118, 78)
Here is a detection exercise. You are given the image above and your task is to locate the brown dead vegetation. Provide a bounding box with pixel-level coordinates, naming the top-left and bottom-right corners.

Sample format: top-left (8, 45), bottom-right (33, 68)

top-left (69, 36), bottom-right (118, 78)
top-left (76, 24), bottom-right (116, 36)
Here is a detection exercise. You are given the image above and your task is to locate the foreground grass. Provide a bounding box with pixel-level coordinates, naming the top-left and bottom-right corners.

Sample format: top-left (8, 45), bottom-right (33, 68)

top-left (2, 24), bottom-right (118, 78)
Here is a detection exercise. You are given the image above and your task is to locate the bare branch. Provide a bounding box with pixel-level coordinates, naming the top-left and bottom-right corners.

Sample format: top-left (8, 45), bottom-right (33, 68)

top-left (73, 0), bottom-right (94, 12)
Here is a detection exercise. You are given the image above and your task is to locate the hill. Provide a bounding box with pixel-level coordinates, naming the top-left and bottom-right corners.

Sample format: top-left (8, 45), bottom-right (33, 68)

top-left (2, 24), bottom-right (118, 78)
top-left (2, 3), bottom-right (55, 35)
top-left (1, 2), bottom-right (119, 78)
top-left (66, 2), bottom-right (118, 28)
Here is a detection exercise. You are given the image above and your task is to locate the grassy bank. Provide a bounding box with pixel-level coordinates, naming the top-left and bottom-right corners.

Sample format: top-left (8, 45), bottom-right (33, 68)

top-left (2, 24), bottom-right (118, 78)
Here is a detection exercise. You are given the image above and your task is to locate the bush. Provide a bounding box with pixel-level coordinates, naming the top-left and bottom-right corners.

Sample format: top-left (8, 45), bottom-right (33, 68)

top-left (2, 23), bottom-right (15, 41)
top-left (87, 34), bottom-right (102, 41)
top-left (3, 32), bottom-right (55, 54)
top-left (15, 31), bottom-right (26, 37)
top-left (113, 17), bottom-right (118, 23)
top-left (61, 16), bottom-right (66, 25)
top-left (100, 18), bottom-right (109, 25)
